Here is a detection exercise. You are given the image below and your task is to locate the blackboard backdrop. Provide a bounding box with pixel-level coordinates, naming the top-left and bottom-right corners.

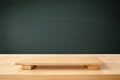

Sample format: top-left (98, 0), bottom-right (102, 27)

top-left (0, 0), bottom-right (120, 54)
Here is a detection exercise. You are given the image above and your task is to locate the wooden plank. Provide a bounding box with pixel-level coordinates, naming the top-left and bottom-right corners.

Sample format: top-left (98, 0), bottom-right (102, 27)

top-left (0, 75), bottom-right (120, 80)
top-left (0, 54), bottom-right (120, 76)
top-left (1, 54), bottom-right (120, 80)
top-left (15, 56), bottom-right (105, 70)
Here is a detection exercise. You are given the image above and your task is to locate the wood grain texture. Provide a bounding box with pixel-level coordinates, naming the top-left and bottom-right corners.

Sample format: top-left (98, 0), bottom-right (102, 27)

top-left (15, 56), bottom-right (105, 70)
top-left (0, 75), bottom-right (120, 80)
top-left (0, 54), bottom-right (120, 80)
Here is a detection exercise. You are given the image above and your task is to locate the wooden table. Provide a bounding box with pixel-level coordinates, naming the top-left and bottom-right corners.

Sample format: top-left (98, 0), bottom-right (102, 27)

top-left (0, 54), bottom-right (120, 80)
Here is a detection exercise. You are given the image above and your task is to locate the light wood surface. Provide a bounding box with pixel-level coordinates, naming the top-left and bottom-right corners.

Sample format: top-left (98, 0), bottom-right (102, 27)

top-left (0, 54), bottom-right (120, 80)
top-left (15, 56), bottom-right (105, 70)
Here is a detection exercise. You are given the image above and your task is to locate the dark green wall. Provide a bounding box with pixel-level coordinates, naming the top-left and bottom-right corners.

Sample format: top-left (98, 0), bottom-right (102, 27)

top-left (0, 0), bottom-right (8, 52)
top-left (0, 0), bottom-right (120, 53)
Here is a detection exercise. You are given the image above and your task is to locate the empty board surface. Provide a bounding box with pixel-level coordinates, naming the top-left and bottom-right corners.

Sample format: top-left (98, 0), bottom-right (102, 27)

top-left (15, 56), bottom-right (104, 66)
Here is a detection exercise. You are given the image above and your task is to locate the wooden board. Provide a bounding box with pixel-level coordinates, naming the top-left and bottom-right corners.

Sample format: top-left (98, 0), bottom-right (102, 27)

top-left (15, 56), bottom-right (105, 70)
top-left (0, 54), bottom-right (120, 80)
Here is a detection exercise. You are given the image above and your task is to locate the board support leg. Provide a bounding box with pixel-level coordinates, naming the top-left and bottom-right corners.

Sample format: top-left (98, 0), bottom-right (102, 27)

top-left (88, 65), bottom-right (99, 70)
top-left (22, 65), bottom-right (35, 70)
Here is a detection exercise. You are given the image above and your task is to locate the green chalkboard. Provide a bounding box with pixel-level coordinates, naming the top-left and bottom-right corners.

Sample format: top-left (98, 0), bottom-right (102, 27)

top-left (0, 0), bottom-right (120, 53)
